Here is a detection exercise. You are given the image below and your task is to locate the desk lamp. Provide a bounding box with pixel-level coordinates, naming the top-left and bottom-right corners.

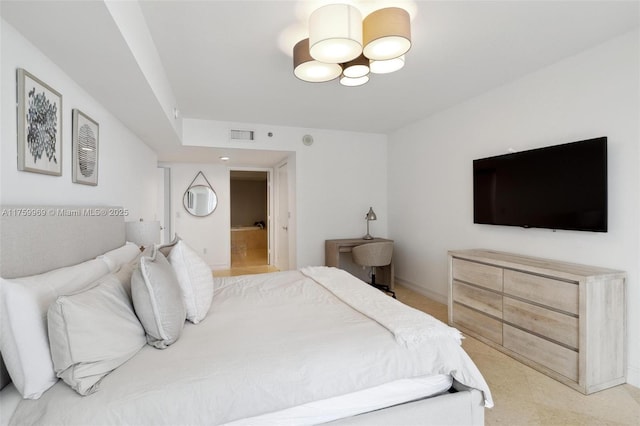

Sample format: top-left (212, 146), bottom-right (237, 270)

top-left (363, 207), bottom-right (377, 240)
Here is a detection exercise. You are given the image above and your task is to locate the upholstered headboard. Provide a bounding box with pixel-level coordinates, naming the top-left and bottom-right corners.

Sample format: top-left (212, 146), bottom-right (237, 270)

top-left (0, 206), bottom-right (126, 278)
top-left (0, 205), bottom-right (127, 390)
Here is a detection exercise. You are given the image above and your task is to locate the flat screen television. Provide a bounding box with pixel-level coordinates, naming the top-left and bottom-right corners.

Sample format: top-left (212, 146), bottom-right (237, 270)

top-left (473, 137), bottom-right (607, 232)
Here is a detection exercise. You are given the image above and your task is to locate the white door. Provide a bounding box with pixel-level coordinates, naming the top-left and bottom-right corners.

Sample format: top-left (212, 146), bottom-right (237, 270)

top-left (276, 162), bottom-right (289, 270)
top-left (156, 167), bottom-right (171, 243)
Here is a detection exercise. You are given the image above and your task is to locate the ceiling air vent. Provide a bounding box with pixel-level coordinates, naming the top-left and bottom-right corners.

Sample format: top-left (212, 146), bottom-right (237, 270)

top-left (230, 129), bottom-right (255, 141)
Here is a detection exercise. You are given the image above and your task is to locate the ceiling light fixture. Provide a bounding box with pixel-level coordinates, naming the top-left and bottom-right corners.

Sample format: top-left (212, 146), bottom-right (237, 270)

top-left (370, 55), bottom-right (405, 74)
top-left (363, 7), bottom-right (411, 60)
top-left (309, 4), bottom-right (362, 64)
top-left (293, 38), bottom-right (343, 82)
top-left (340, 74), bottom-right (370, 87)
top-left (292, 5), bottom-right (411, 87)
top-left (342, 54), bottom-right (370, 79)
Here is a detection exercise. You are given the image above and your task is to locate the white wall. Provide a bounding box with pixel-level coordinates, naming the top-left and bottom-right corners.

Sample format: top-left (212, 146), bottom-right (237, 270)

top-left (0, 20), bottom-right (158, 221)
top-left (162, 162), bottom-right (230, 269)
top-left (182, 120), bottom-right (389, 268)
top-left (388, 30), bottom-right (640, 387)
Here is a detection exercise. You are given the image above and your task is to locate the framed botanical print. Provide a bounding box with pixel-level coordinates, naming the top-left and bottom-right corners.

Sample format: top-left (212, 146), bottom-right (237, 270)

top-left (17, 68), bottom-right (63, 176)
top-left (72, 109), bottom-right (99, 186)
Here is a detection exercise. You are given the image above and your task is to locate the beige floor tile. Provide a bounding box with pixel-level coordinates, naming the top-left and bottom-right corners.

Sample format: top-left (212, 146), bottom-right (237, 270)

top-left (526, 373), bottom-right (640, 426)
top-left (625, 383), bottom-right (640, 405)
top-left (215, 239), bottom-right (278, 277)
top-left (231, 247), bottom-right (268, 267)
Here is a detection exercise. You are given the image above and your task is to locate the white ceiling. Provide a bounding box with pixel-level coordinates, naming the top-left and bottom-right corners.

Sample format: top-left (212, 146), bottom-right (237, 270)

top-left (2, 1), bottom-right (639, 164)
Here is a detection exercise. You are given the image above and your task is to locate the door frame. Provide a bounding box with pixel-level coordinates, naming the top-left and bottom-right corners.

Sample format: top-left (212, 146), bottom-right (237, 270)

top-left (274, 161), bottom-right (289, 271)
top-left (157, 166), bottom-right (172, 244)
top-left (228, 167), bottom-right (273, 265)
top-left (275, 157), bottom-right (297, 270)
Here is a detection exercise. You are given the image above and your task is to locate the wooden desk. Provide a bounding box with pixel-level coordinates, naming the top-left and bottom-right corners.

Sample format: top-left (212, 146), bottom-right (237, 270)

top-left (325, 238), bottom-right (394, 289)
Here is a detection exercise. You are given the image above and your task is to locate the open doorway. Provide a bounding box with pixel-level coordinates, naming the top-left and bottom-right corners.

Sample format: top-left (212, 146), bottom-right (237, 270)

top-left (230, 170), bottom-right (270, 268)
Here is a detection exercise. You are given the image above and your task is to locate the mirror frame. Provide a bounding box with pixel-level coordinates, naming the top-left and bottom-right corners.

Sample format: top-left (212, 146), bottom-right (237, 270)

top-left (183, 172), bottom-right (218, 217)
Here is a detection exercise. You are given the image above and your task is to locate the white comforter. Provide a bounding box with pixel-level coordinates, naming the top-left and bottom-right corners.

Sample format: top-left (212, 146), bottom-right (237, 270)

top-left (9, 268), bottom-right (492, 425)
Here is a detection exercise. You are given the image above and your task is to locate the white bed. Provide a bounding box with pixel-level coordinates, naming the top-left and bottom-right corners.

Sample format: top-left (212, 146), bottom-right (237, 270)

top-left (0, 206), bottom-right (492, 425)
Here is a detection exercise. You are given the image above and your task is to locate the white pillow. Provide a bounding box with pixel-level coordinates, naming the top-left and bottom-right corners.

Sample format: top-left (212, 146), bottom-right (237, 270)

top-left (168, 240), bottom-right (214, 324)
top-left (0, 259), bottom-right (110, 399)
top-left (96, 242), bottom-right (141, 272)
top-left (112, 253), bottom-right (142, 294)
top-left (48, 273), bottom-right (146, 396)
top-left (131, 248), bottom-right (186, 349)
top-left (157, 234), bottom-right (180, 258)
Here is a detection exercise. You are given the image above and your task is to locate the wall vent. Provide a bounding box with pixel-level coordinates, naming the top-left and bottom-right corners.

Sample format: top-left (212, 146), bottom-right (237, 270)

top-left (230, 129), bottom-right (255, 141)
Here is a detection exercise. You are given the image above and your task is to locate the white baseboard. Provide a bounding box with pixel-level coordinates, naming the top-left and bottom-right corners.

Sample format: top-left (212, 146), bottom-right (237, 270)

top-left (395, 277), bottom-right (448, 305)
top-left (627, 364), bottom-right (640, 389)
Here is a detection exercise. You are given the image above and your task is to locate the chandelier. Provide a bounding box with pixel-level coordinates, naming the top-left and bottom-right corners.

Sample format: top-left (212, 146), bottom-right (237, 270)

top-left (293, 4), bottom-right (411, 87)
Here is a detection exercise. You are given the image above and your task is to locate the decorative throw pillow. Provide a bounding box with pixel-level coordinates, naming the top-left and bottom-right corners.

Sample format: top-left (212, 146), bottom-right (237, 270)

top-left (131, 248), bottom-right (186, 348)
top-left (96, 242), bottom-right (141, 272)
top-left (157, 234), bottom-right (180, 258)
top-left (112, 245), bottom-right (152, 300)
top-left (47, 273), bottom-right (146, 395)
top-left (0, 259), bottom-right (110, 399)
top-left (168, 240), bottom-right (214, 324)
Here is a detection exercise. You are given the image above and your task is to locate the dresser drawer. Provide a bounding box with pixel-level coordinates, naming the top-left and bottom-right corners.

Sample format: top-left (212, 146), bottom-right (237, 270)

top-left (453, 280), bottom-right (502, 319)
top-left (448, 249), bottom-right (626, 394)
top-left (504, 324), bottom-right (578, 381)
top-left (452, 259), bottom-right (503, 292)
top-left (452, 303), bottom-right (502, 344)
top-left (503, 297), bottom-right (578, 349)
top-left (504, 269), bottom-right (578, 314)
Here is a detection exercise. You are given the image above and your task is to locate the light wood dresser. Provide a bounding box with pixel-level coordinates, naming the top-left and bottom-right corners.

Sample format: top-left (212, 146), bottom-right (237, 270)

top-left (448, 249), bottom-right (626, 394)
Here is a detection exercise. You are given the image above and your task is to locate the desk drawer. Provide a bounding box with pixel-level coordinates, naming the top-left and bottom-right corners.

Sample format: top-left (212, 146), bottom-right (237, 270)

top-left (452, 259), bottom-right (503, 292)
top-left (504, 269), bottom-right (578, 315)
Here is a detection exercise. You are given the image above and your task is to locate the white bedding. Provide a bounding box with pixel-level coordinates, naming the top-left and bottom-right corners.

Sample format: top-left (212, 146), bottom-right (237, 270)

top-left (301, 266), bottom-right (463, 345)
top-left (8, 269), bottom-right (491, 425)
top-left (0, 384), bottom-right (20, 426)
top-left (222, 374), bottom-right (454, 426)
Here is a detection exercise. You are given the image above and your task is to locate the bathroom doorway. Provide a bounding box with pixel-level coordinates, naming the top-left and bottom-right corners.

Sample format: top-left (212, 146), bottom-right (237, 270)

top-left (229, 170), bottom-right (270, 268)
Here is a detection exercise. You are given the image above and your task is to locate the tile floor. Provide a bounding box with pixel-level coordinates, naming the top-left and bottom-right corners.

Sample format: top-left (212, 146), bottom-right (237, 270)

top-left (211, 265), bottom-right (640, 425)
top-left (230, 229), bottom-right (268, 267)
top-left (231, 248), bottom-right (268, 267)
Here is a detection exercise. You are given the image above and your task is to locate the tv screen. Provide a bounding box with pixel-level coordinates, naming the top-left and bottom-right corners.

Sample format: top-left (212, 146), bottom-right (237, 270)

top-left (473, 137), bottom-right (607, 232)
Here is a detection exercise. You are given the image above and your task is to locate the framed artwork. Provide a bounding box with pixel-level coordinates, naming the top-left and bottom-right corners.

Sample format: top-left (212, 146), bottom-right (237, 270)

top-left (72, 109), bottom-right (99, 186)
top-left (17, 68), bottom-right (63, 176)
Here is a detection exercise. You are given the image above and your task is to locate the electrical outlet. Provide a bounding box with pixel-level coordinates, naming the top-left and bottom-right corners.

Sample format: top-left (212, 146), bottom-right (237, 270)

top-left (203, 248), bottom-right (207, 254)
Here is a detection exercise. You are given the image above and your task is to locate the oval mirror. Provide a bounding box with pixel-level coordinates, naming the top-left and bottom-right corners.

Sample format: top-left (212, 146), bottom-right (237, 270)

top-left (183, 185), bottom-right (218, 217)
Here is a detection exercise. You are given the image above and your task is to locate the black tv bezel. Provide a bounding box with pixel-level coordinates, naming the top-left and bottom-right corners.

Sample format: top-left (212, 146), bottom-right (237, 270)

top-left (472, 137), bottom-right (608, 233)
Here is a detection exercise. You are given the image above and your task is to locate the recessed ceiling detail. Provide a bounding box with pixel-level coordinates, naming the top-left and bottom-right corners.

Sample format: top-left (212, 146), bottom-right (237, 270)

top-left (3, 0), bottom-right (638, 143)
